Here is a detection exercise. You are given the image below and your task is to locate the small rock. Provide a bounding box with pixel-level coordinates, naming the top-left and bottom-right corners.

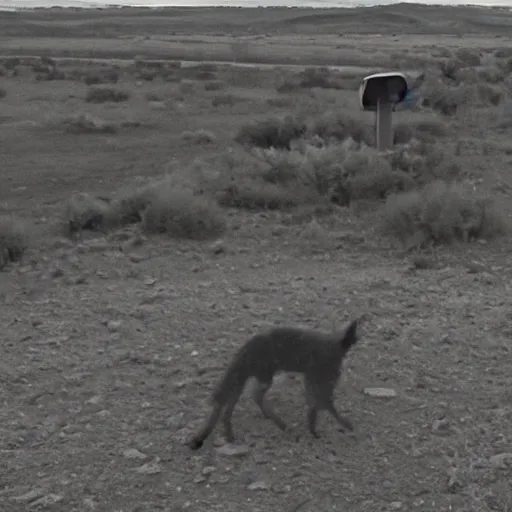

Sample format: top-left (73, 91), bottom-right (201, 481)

top-left (489, 453), bottom-right (512, 469)
top-left (129, 253), bottom-right (145, 263)
top-left (201, 466), bottom-right (216, 476)
top-left (446, 472), bottom-right (462, 493)
top-left (143, 278), bottom-right (157, 286)
top-left (107, 320), bottom-right (122, 332)
top-left (50, 266), bottom-right (64, 278)
top-left (135, 461), bottom-right (163, 475)
top-left (85, 395), bottom-right (102, 405)
top-left (215, 443), bottom-right (250, 457)
top-left (432, 418), bottom-right (451, 433)
top-left (247, 481), bottom-right (269, 491)
top-left (210, 241), bottom-right (226, 255)
top-left (29, 494), bottom-right (63, 508)
top-left (388, 502), bottom-right (403, 510)
top-left (38, 335), bottom-right (69, 346)
top-left (123, 448), bottom-right (147, 460)
top-left (83, 497), bottom-right (96, 510)
top-left (12, 489), bottom-right (45, 503)
top-left (363, 387), bottom-right (397, 398)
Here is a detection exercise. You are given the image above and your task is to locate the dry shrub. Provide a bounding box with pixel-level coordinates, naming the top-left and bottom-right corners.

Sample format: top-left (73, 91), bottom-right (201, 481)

top-left (244, 130), bottom-right (460, 208)
top-left (145, 92), bottom-right (163, 102)
top-left (389, 138), bottom-right (460, 185)
top-left (439, 58), bottom-right (462, 81)
top-left (180, 129), bottom-right (216, 144)
top-left (494, 47), bottom-right (512, 59)
top-left (216, 181), bottom-right (309, 211)
top-left (382, 181), bottom-right (507, 248)
top-left (394, 119), bottom-right (447, 145)
top-left (267, 96), bottom-right (295, 108)
top-left (454, 48), bottom-right (481, 67)
top-left (249, 141), bottom-right (414, 206)
top-left (476, 83), bottom-right (502, 106)
top-left (422, 81), bottom-right (464, 115)
top-left (86, 87), bottom-right (130, 103)
top-left (211, 93), bottom-right (246, 107)
top-left (65, 192), bottom-right (111, 235)
top-left (204, 80), bottom-right (224, 91)
top-left (84, 69), bottom-right (119, 85)
top-left (0, 87), bottom-right (6, 99)
top-left (236, 112), bottom-right (371, 151)
top-left (0, 215), bottom-right (28, 269)
top-left (477, 66), bottom-right (506, 84)
top-left (105, 184), bottom-right (158, 228)
top-left (277, 67), bottom-right (342, 92)
top-left (63, 114), bottom-right (117, 134)
top-left (236, 115), bottom-right (307, 150)
top-left (141, 186), bottom-right (225, 240)
top-left (309, 112), bottom-right (372, 146)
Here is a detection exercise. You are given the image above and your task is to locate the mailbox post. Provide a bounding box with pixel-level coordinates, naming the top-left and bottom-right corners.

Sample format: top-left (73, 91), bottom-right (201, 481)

top-left (359, 72), bottom-right (409, 151)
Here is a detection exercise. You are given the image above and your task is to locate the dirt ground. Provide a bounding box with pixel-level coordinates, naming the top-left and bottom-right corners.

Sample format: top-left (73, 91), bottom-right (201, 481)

top-left (1, 5), bottom-right (512, 512)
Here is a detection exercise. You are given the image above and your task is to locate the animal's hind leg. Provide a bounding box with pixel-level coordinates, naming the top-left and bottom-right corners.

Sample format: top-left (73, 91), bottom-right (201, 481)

top-left (307, 376), bottom-right (354, 434)
top-left (252, 379), bottom-right (287, 431)
top-left (221, 387), bottom-right (244, 443)
top-left (324, 401), bottom-right (354, 432)
top-left (304, 378), bottom-right (320, 438)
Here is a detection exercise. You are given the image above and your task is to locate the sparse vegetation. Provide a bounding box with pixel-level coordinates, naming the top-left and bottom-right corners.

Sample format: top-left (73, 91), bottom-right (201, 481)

top-left (180, 129), bottom-right (216, 144)
top-left (63, 113), bottom-right (117, 134)
top-left (0, 215), bottom-right (28, 269)
top-left (2, 7), bottom-right (512, 510)
top-left (381, 181), bottom-right (508, 248)
top-left (85, 86), bottom-right (131, 103)
top-left (141, 186), bottom-right (226, 239)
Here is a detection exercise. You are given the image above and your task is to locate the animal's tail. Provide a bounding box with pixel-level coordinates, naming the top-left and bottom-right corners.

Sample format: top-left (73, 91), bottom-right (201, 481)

top-left (340, 318), bottom-right (360, 352)
top-left (211, 349), bottom-right (248, 404)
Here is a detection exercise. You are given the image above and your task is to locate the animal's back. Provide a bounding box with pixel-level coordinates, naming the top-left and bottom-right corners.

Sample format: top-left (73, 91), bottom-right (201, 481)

top-left (236, 326), bottom-right (339, 375)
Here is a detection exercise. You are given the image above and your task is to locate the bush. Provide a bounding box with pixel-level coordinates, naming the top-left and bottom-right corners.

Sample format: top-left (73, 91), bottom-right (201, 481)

top-left (250, 141), bottom-right (419, 206)
top-left (393, 120), bottom-right (447, 145)
top-left (381, 181), bottom-right (507, 248)
top-left (86, 87), bottom-right (130, 103)
top-left (216, 181), bottom-right (306, 211)
top-left (309, 112), bottom-right (372, 145)
top-left (141, 186), bottom-right (226, 240)
top-left (454, 48), bottom-right (481, 67)
top-left (235, 115), bottom-right (307, 150)
top-left (63, 114), bottom-right (117, 134)
top-left (84, 69), bottom-right (119, 85)
top-left (277, 67), bottom-right (344, 92)
top-left (0, 215), bottom-right (28, 269)
top-left (204, 80), bottom-right (224, 91)
top-left (65, 192), bottom-right (111, 235)
top-left (212, 93), bottom-right (246, 107)
top-left (422, 82), bottom-right (466, 116)
top-left (180, 129), bottom-right (216, 144)
top-left (439, 58), bottom-right (462, 80)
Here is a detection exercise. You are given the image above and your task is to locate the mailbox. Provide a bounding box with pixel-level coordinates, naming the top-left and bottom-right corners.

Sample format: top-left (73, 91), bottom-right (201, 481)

top-left (359, 72), bottom-right (409, 151)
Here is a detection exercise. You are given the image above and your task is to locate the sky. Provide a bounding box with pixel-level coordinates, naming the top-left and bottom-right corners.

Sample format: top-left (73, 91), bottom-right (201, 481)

top-left (2, 0), bottom-right (512, 7)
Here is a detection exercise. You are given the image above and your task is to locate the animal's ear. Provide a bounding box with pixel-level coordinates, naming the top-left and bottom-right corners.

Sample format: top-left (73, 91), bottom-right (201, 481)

top-left (345, 318), bottom-right (359, 338)
top-left (340, 318), bottom-right (359, 350)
